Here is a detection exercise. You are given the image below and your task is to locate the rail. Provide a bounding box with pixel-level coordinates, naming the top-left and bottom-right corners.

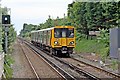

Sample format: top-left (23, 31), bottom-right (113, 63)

top-left (18, 40), bottom-right (40, 79)
top-left (0, 52), bottom-right (4, 79)
top-left (23, 39), bottom-right (98, 79)
top-left (23, 40), bottom-right (77, 79)
top-left (20, 38), bottom-right (120, 79)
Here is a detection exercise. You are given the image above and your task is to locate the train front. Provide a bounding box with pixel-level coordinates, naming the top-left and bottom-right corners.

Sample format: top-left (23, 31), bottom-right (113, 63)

top-left (51, 26), bottom-right (75, 55)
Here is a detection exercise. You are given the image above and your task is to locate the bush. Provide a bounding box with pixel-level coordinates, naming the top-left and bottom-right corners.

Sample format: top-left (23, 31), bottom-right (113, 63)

top-left (97, 28), bottom-right (109, 47)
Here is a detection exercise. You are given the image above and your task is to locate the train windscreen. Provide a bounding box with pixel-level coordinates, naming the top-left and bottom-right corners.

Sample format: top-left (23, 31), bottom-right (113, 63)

top-left (54, 28), bottom-right (74, 38)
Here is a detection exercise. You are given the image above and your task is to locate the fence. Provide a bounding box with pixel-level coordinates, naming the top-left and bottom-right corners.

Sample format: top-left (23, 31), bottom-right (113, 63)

top-left (0, 52), bottom-right (4, 78)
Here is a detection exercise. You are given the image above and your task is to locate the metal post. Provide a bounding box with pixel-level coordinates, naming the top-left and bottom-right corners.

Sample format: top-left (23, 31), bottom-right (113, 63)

top-left (5, 28), bottom-right (7, 53)
top-left (4, 26), bottom-right (8, 53)
top-left (118, 48), bottom-right (120, 74)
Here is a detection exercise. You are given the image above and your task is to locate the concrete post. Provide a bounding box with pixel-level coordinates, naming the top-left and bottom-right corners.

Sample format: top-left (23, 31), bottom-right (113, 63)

top-left (118, 48), bottom-right (120, 74)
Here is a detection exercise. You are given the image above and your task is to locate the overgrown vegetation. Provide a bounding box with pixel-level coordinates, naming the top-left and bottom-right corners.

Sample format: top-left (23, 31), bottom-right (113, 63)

top-left (4, 53), bottom-right (14, 79)
top-left (110, 59), bottom-right (118, 70)
top-left (0, 7), bottom-right (17, 79)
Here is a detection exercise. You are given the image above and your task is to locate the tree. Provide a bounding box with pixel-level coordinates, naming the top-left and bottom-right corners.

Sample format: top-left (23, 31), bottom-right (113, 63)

top-left (8, 27), bottom-right (17, 47)
top-left (102, 2), bottom-right (119, 28)
top-left (68, 2), bottom-right (119, 39)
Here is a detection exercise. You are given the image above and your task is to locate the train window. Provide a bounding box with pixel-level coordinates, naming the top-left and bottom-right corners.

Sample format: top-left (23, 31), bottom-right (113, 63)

top-left (54, 28), bottom-right (74, 38)
top-left (54, 28), bottom-right (61, 38)
top-left (62, 28), bottom-right (67, 38)
top-left (68, 28), bottom-right (74, 38)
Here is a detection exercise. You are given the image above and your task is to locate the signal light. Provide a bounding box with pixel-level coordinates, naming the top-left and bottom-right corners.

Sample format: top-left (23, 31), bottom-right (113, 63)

top-left (2, 15), bottom-right (10, 24)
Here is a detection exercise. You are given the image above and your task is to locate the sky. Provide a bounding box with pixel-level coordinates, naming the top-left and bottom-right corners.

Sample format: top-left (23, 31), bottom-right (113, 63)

top-left (1, 0), bottom-right (73, 34)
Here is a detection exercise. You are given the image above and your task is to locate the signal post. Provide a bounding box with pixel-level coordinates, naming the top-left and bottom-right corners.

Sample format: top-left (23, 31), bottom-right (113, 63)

top-left (2, 15), bottom-right (11, 53)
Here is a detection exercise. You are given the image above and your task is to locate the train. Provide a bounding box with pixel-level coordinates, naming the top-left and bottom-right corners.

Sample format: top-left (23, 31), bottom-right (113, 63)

top-left (31, 26), bottom-right (75, 56)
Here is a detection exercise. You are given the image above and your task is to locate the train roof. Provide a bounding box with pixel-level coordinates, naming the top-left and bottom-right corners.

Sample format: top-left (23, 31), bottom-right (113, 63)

top-left (31, 26), bottom-right (74, 33)
top-left (31, 27), bottom-right (54, 33)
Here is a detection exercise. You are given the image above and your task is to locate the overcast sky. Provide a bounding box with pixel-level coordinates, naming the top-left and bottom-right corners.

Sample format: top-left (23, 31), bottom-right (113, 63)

top-left (1, 0), bottom-right (73, 34)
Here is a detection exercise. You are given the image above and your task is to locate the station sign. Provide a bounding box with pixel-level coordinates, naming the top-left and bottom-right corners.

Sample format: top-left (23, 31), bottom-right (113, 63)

top-left (89, 31), bottom-right (100, 36)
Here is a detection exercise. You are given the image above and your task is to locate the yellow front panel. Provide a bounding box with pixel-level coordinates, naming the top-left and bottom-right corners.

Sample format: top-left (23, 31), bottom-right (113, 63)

top-left (61, 38), bottom-right (67, 46)
top-left (51, 29), bottom-right (62, 48)
top-left (67, 38), bottom-right (75, 47)
top-left (51, 38), bottom-right (62, 48)
top-left (51, 26), bottom-right (76, 48)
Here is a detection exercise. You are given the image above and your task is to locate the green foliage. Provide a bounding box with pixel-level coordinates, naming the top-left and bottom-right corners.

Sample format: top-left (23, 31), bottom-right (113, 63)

top-left (110, 59), bottom-right (118, 70)
top-left (0, 27), bottom-right (3, 52)
top-left (75, 39), bottom-right (109, 61)
top-left (67, 2), bottom-right (118, 60)
top-left (97, 28), bottom-right (109, 47)
top-left (97, 28), bottom-right (110, 60)
top-left (0, 7), bottom-right (16, 79)
top-left (8, 27), bottom-right (17, 46)
top-left (100, 47), bottom-right (109, 61)
top-left (0, 7), bottom-right (3, 52)
top-left (2, 7), bottom-right (9, 15)
top-left (19, 23), bottom-right (37, 38)
top-left (19, 15), bottom-right (70, 37)
top-left (0, 7), bottom-right (17, 52)
top-left (68, 2), bottom-right (119, 35)
top-left (75, 28), bottom-right (110, 60)
top-left (75, 39), bottom-right (105, 53)
top-left (4, 54), bottom-right (14, 79)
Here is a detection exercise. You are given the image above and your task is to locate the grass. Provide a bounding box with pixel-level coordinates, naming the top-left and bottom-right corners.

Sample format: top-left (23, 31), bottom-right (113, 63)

top-left (4, 53), bottom-right (14, 79)
top-left (75, 39), bottom-right (105, 53)
top-left (110, 60), bottom-right (118, 70)
top-left (74, 39), bottom-right (108, 60)
top-left (74, 39), bottom-right (119, 70)
top-left (4, 44), bottom-right (15, 79)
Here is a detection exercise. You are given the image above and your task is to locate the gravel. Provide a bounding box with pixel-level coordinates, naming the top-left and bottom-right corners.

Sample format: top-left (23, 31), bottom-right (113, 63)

top-left (28, 43), bottom-right (86, 78)
top-left (22, 43), bottom-right (60, 78)
top-left (11, 40), bottom-right (36, 78)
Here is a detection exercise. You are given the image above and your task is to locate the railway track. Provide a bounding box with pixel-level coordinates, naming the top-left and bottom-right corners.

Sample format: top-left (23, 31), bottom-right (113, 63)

top-left (19, 40), bottom-right (65, 79)
top-left (24, 43), bottom-right (74, 79)
top-left (18, 40), bottom-right (40, 79)
top-left (52, 54), bottom-right (120, 79)
top-left (19, 39), bottom-right (75, 79)
top-left (70, 57), bottom-right (120, 79)
top-left (53, 54), bottom-right (120, 79)
top-left (22, 39), bottom-right (100, 80)
top-left (24, 42), bottom-right (81, 79)
top-left (21, 38), bottom-right (120, 79)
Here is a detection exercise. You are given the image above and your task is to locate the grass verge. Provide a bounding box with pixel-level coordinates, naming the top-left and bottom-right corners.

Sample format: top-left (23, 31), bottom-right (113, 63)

top-left (75, 39), bottom-right (118, 70)
top-left (75, 39), bottom-right (107, 56)
top-left (4, 44), bottom-right (14, 79)
top-left (4, 53), bottom-right (14, 79)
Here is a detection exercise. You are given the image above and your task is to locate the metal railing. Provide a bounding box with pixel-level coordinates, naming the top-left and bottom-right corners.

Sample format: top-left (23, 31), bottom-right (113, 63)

top-left (0, 52), bottom-right (4, 79)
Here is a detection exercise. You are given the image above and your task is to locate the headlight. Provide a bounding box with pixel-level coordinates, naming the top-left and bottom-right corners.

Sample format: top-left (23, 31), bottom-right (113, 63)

top-left (69, 41), bottom-right (74, 45)
top-left (54, 41), bottom-right (58, 45)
